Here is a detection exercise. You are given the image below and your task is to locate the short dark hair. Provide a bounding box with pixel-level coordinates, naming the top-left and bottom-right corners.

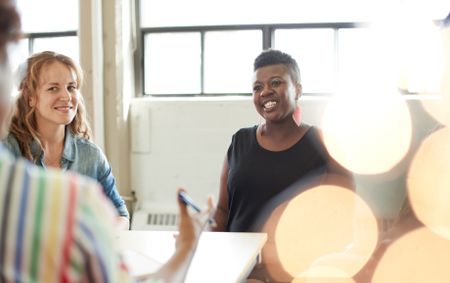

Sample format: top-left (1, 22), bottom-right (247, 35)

top-left (253, 49), bottom-right (301, 83)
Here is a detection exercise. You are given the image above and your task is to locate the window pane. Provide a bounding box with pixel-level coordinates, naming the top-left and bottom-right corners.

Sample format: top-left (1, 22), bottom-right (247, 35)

top-left (402, 26), bottom-right (443, 93)
top-left (337, 28), bottom-right (373, 92)
top-left (339, 25), bottom-right (443, 94)
top-left (204, 30), bottom-right (262, 94)
top-left (274, 29), bottom-right (335, 94)
top-left (32, 36), bottom-right (80, 64)
top-left (144, 33), bottom-right (201, 95)
top-left (17, 0), bottom-right (79, 33)
top-left (9, 39), bottom-right (29, 97)
top-left (9, 39), bottom-right (29, 75)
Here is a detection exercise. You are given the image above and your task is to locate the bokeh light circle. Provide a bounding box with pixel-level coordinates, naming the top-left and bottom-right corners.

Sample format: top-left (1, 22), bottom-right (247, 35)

top-left (421, 26), bottom-right (450, 126)
top-left (264, 185), bottom-right (378, 281)
top-left (322, 93), bottom-right (412, 175)
top-left (407, 127), bottom-right (450, 239)
top-left (372, 227), bottom-right (450, 283)
top-left (292, 274), bottom-right (355, 283)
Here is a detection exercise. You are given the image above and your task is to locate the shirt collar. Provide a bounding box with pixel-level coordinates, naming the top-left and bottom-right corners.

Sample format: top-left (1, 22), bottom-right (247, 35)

top-left (62, 130), bottom-right (76, 162)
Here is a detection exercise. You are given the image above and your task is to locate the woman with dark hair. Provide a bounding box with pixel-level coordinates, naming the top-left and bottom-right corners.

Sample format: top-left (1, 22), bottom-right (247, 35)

top-left (213, 49), bottom-right (353, 282)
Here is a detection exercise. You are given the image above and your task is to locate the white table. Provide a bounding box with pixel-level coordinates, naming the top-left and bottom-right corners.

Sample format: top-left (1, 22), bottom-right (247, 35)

top-left (118, 231), bottom-right (267, 283)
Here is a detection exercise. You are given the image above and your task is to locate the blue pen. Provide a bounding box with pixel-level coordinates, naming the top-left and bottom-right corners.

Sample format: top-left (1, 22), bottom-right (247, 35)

top-left (178, 191), bottom-right (216, 226)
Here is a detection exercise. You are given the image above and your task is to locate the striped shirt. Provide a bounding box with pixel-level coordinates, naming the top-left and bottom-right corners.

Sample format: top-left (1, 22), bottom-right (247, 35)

top-left (0, 146), bottom-right (159, 283)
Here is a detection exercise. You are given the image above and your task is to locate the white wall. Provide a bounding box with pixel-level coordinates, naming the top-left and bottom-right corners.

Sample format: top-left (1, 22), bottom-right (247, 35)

top-left (130, 96), bottom-right (440, 220)
top-left (130, 97), bottom-right (257, 212)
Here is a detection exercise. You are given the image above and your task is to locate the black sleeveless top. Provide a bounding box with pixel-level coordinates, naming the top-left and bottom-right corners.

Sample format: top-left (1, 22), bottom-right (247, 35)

top-left (226, 125), bottom-right (339, 232)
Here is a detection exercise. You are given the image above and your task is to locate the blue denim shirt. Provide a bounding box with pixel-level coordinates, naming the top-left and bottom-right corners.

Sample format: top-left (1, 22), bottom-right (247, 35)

top-left (3, 131), bottom-right (129, 218)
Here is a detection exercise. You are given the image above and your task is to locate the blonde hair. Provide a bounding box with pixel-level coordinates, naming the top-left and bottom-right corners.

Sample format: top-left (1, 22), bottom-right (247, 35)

top-left (9, 51), bottom-right (92, 161)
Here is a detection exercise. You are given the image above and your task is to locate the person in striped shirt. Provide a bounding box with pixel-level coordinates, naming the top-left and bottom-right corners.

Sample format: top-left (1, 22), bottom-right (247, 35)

top-left (0, 1), bottom-right (212, 282)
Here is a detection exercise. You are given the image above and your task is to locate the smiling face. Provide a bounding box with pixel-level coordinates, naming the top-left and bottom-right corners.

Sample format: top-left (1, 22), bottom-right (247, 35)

top-left (30, 61), bottom-right (79, 131)
top-left (252, 64), bottom-right (301, 123)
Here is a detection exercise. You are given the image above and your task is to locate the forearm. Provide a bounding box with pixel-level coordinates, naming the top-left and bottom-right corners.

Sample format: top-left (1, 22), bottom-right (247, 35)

top-left (151, 244), bottom-right (196, 283)
top-left (210, 206), bottom-right (228, 232)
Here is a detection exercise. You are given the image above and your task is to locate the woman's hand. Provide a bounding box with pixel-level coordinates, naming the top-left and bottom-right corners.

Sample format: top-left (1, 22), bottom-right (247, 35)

top-left (152, 188), bottom-right (214, 283)
top-left (175, 188), bottom-right (215, 252)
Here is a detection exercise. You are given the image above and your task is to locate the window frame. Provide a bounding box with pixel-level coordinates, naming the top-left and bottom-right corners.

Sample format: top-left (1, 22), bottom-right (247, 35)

top-left (138, 22), bottom-right (368, 97)
top-left (23, 31), bottom-right (78, 54)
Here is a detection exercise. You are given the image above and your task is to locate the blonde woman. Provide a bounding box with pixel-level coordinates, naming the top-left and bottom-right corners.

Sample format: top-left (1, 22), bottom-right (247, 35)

top-left (3, 51), bottom-right (129, 230)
